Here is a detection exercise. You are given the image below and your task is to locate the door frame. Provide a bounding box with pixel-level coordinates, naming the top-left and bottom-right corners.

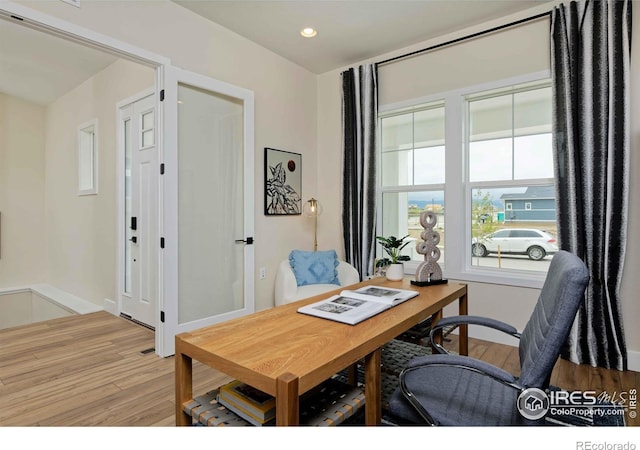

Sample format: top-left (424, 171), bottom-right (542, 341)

top-left (115, 87), bottom-right (157, 328)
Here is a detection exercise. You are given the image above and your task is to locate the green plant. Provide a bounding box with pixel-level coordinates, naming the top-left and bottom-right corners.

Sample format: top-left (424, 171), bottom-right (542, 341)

top-left (471, 189), bottom-right (498, 243)
top-left (376, 235), bottom-right (412, 265)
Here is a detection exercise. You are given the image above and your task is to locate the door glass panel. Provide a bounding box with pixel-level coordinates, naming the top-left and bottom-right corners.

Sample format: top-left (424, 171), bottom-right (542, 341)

top-left (178, 83), bottom-right (245, 324)
top-left (142, 111), bottom-right (154, 130)
top-left (124, 118), bottom-right (132, 295)
top-left (141, 111), bottom-right (154, 148)
top-left (142, 130), bottom-right (154, 148)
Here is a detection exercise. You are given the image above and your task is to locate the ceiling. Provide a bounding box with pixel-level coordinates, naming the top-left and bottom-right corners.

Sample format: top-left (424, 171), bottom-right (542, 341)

top-left (174, 0), bottom-right (552, 74)
top-left (0, 1), bottom-right (552, 105)
top-left (0, 16), bottom-right (118, 106)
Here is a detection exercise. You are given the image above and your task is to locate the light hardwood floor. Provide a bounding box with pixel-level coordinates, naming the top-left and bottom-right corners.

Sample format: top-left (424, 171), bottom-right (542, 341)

top-left (0, 312), bottom-right (232, 426)
top-left (0, 311), bottom-right (637, 426)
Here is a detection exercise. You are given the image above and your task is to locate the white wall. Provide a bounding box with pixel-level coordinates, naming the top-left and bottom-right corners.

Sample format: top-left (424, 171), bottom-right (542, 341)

top-left (0, 93), bottom-right (46, 286)
top-left (318, 2), bottom-right (640, 362)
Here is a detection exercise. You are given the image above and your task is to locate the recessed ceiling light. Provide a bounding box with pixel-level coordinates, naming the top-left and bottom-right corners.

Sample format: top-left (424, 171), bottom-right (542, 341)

top-left (300, 27), bottom-right (317, 38)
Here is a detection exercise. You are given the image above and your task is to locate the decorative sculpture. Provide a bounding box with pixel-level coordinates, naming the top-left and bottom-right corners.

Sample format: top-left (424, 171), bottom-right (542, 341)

top-left (411, 210), bottom-right (448, 287)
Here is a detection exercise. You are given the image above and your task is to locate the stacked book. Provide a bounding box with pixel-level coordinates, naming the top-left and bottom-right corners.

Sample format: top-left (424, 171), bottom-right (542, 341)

top-left (217, 380), bottom-right (276, 426)
top-left (216, 377), bottom-right (365, 426)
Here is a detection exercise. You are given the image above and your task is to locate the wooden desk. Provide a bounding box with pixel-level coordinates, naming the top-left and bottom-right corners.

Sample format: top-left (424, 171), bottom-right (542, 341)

top-left (175, 277), bottom-right (467, 426)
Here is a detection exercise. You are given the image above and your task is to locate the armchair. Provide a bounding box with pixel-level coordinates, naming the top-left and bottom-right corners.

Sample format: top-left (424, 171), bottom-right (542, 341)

top-left (274, 258), bottom-right (360, 306)
top-left (388, 250), bottom-right (589, 425)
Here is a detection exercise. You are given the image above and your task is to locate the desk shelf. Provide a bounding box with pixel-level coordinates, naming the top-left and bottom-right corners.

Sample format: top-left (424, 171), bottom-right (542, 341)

top-left (184, 377), bottom-right (365, 427)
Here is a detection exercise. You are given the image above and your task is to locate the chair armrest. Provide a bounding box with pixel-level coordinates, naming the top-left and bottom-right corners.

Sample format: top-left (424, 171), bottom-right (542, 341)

top-left (404, 354), bottom-right (519, 385)
top-left (430, 315), bottom-right (520, 354)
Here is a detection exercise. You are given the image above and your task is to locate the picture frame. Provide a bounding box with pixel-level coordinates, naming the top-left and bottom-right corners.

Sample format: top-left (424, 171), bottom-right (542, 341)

top-left (264, 147), bottom-right (302, 215)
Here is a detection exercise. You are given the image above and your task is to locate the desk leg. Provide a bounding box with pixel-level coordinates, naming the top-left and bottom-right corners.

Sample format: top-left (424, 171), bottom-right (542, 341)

top-left (276, 372), bottom-right (299, 426)
top-left (175, 344), bottom-right (192, 426)
top-left (364, 348), bottom-right (381, 426)
top-left (459, 291), bottom-right (468, 356)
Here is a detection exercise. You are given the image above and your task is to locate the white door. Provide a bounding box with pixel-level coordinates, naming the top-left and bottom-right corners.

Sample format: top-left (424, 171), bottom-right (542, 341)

top-left (119, 93), bottom-right (158, 328)
top-left (158, 66), bottom-right (255, 356)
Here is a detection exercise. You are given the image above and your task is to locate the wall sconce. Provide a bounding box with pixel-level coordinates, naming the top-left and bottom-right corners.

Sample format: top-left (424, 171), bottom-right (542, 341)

top-left (303, 198), bottom-right (322, 251)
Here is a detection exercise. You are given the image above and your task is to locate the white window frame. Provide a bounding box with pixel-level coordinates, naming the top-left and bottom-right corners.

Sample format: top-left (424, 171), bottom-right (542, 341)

top-left (378, 70), bottom-right (552, 289)
top-left (525, 202), bottom-right (532, 210)
top-left (78, 118), bottom-right (98, 196)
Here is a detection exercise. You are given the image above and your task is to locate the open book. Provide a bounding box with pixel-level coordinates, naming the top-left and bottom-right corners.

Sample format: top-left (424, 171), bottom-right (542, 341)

top-left (297, 285), bottom-right (419, 325)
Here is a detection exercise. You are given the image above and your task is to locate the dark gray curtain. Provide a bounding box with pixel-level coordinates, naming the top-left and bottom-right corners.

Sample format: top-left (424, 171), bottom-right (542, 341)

top-left (341, 64), bottom-right (378, 280)
top-left (551, 0), bottom-right (631, 370)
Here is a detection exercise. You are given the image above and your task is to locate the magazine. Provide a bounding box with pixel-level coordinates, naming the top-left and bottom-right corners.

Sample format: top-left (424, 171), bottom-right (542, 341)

top-left (296, 285), bottom-right (419, 325)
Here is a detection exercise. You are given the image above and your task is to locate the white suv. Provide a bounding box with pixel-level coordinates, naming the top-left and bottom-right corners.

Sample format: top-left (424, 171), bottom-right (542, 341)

top-left (472, 228), bottom-right (558, 261)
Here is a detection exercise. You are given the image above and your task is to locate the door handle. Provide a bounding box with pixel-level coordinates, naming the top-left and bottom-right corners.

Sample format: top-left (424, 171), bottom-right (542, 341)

top-left (129, 236), bottom-right (137, 243)
top-left (235, 237), bottom-right (254, 245)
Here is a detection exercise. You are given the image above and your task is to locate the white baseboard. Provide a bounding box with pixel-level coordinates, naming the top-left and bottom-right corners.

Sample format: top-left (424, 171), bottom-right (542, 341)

top-left (103, 298), bottom-right (118, 316)
top-left (627, 351), bottom-right (640, 372)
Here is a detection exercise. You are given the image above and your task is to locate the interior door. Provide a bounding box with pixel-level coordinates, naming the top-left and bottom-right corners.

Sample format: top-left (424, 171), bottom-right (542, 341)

top-left (159, 66), bottom-right (255, 356)
top-left (120, 93), bottom-right (158, 328)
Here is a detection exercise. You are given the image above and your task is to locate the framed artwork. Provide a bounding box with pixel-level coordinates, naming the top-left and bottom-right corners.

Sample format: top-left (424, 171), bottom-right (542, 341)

top-left (264, 147), bottom-right (302, 215)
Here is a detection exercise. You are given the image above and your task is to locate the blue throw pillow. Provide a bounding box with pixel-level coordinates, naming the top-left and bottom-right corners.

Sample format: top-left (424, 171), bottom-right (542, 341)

top-left (289, 250), bottom-right (340, 287)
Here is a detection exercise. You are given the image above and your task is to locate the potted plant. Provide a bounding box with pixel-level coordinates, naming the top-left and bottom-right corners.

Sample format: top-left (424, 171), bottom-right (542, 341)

top-left (376, 235), bottom-right (411, 281)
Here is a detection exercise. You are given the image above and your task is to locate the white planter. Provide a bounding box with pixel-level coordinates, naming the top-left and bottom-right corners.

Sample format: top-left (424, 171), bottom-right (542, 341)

top-left (385, 263), bottom-right (404, 281)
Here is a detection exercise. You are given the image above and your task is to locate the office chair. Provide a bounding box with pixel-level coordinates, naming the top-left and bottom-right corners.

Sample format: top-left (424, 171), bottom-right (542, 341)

top-left (387, 250), bottom-right (589, 425)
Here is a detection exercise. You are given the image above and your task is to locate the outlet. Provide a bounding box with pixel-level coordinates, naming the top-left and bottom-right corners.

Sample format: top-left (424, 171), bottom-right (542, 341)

top-left (259, 267), bottom-right (266, 280)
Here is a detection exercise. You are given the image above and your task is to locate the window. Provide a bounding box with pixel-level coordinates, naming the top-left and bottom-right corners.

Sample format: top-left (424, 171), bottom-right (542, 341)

top-left (379, 73), bottom-right (556, 287)
top-left (379, 102), bottom-right (445, 265)
top-left (468, 82), bottom-right (555, 275)
top-left (78, 119), bottom-right (98, 195)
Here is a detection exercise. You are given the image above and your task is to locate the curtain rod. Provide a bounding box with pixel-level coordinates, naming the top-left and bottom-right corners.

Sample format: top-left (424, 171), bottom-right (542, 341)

top-left (377, 10), bottom-right (552, 67)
